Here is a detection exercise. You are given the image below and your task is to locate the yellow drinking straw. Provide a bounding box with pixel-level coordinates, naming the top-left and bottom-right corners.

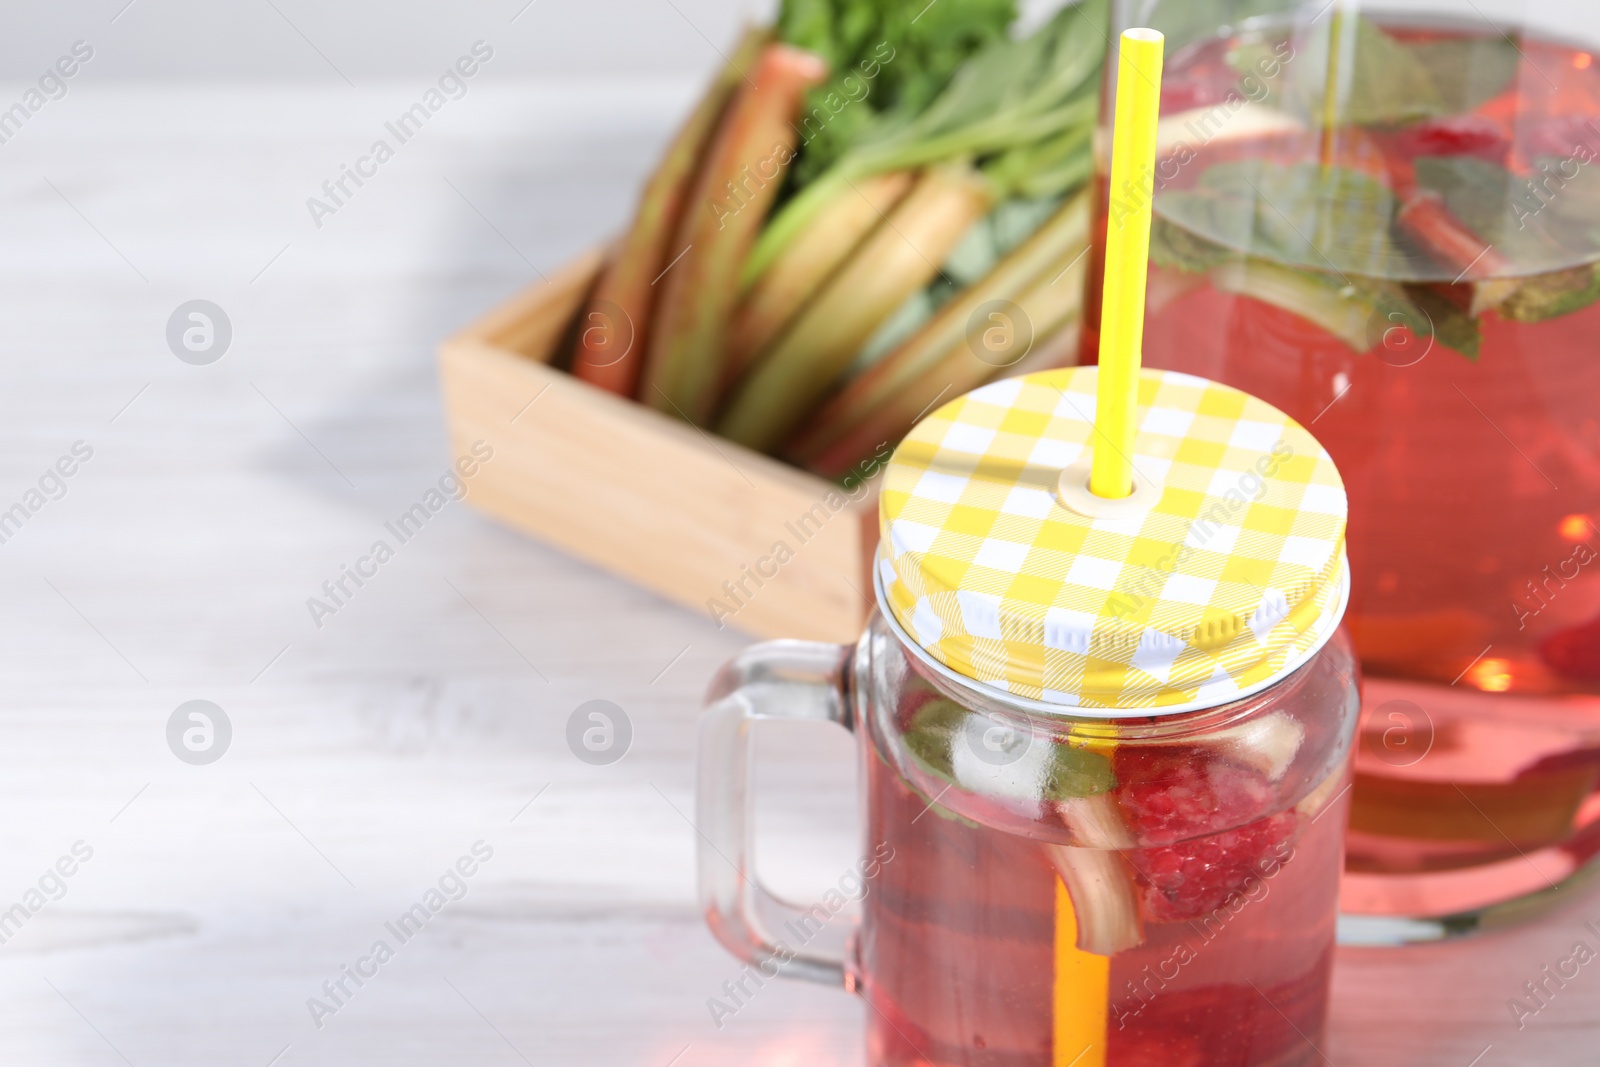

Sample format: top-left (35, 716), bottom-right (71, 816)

top-left (1054, 29), bottom-right (1165, 1067)
top-left (1319, 4), bottom-right (1345, 171)
top-left (1091, 29), bottom-right (1165, 500)
top-left (1053, 878), bottom-right (1111, 1067)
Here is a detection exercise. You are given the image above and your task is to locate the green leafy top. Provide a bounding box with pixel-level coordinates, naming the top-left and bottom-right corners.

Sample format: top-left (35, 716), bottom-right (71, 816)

top-left (778, 0), bottom-right (1017, 182)
top-left (846, 0), bottom-right (1105, 169)
top-left (749, 0), bottom-right (1107, 283)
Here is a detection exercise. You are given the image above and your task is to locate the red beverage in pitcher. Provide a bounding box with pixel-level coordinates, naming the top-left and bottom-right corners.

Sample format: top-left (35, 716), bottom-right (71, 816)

top-left (1082, 14), bottom-right (1600, 923)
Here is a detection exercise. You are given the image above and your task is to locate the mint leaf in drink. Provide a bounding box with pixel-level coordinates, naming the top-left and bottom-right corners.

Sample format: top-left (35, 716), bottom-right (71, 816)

top-left (1412, 155), bottom-right (1511, 227)
top-left (1412, 155), bottom-right (1537, 257)
top-left (874, 729), bottom-right (984, 829)
top-left (901, 698), bottom-right (965, 778)
top-left (1154, 160), bottom-right (1486, 354)
top-left (894, 699), bottom-right (983, 829)
top-left (1042, 743), bottom-right (1116, 800)
top-left (1499, 264), bottom-right (1600, 323)
top-left (1409, 35), bottom-right (1520, 115)
top-left (1149, 216), bottom-right (1236, 274)
top-left (1258, 17), bottom-right (1443, 127)
top-left (1336, 18), bottom-right (1444, 125)
top-left (1157, 160), bottom-right (1414, 277)
top-left (1209, 256), bottom-right (1433, 354)
top-left (1224, 37), bottom-right (1293, 109)
top-left (1410, 155), bottom-right (1600, 274)
top-left (1534, 154), bottom-right (1600, 252)
top-left (900, 698), bottom-right (1116, 800)
top-left (1402, 284), bottom-right (1481, 360)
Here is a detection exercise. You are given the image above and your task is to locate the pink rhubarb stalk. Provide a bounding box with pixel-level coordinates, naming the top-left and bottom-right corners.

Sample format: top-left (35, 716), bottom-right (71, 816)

top-left (641, 43), bottom-right (829, 424)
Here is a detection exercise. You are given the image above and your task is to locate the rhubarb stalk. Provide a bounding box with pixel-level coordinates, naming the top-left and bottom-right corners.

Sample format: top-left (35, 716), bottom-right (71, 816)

top-left (641, 43), bottom-right (829, 423)
top-left (572, 27), bottom-right (767, 396)
top-left (790, 192), bottom-right (1089, 477)
top-left (1381, 146), bottom-right (1523, 314)
top-left (716, 161), bottom-right (994, 452)
top-left (1395, 192), bottom-right (1520, 314)
top-left (725, 170), bottom-right (915, 380)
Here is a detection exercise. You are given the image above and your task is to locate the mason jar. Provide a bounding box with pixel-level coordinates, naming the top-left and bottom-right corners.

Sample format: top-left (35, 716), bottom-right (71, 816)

top-left (699, 367), bottom-right (1362, 1066)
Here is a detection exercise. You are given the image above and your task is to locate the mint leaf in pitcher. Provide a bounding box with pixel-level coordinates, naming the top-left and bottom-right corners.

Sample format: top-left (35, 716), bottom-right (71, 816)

top-left (1247, 17), bottom-right (1444, 127)
top-left (1500, 264), bottom-right (1600, 323)
top-left (1412, 155), bottom-right (1600, 275)
top-left (1534, 154), bottom-right (1600, 255)
top-left (1207, 256), bottom-right (1440, 355)
top-left (1402, 283), bottom-right (1482, 360)
top-left (1409, 35), bottom-right (1520, 115)
top-left (1333, 18), bottom-right (1445, 125)
top-left (1158, 160), bottom-right (1414, 277)
top-left (1150, 216), bottom-right (1236, 275)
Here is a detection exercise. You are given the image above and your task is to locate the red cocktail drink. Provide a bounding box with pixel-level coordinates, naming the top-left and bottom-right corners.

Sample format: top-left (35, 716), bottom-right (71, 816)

top-left (860, 634), bottom-right (1357, 1067)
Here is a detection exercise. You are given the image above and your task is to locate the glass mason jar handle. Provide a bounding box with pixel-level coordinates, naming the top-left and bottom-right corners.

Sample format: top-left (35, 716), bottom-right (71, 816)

top-left (696, 639), bottom-right (855, 988)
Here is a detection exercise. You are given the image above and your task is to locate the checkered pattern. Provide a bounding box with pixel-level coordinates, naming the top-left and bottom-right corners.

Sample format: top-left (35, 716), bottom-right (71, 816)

top-left (878, 366), bottom-right (1348, 710)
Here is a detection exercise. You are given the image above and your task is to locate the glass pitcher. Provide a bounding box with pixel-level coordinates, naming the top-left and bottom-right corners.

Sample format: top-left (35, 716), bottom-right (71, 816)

top-left (699, 367), bottom-right (1362, 1066)
top-left (1080, 0), bottom-right (1600, 934)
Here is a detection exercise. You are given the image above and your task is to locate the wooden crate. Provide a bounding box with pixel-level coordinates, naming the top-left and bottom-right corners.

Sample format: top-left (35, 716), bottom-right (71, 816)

top-left (437, 250), bottom-right (879, 643)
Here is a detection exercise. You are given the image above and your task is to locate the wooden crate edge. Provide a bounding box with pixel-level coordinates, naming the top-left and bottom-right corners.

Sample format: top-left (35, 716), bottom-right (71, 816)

top-left (438, 293), bottom-right (879, 643)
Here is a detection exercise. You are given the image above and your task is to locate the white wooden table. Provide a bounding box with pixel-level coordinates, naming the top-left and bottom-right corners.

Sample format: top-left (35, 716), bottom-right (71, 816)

top-left (0, 75), bottom-right (1596, 1067)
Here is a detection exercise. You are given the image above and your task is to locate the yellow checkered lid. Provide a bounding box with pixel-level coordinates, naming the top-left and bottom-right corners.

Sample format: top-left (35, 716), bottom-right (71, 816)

top-left (876, 366), bottom-right (1348, 714)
